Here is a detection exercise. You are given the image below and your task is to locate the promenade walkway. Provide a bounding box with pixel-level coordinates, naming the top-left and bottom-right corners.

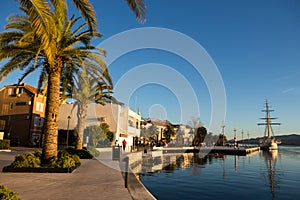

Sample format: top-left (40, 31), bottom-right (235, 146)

top-left (0, 148), bottom-right (132, 200)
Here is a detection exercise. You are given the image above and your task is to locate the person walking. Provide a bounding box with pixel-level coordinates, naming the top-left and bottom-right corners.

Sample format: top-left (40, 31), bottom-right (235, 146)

top-left (122, 139), bottom-right (127, 151)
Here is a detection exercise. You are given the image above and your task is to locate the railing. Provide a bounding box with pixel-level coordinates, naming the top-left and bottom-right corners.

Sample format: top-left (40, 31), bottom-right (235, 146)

top-left (127, 126), bottom-right (140, 136)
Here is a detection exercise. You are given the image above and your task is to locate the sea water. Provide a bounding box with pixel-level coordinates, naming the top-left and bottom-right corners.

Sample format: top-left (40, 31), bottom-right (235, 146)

top-left (139, 146), bottom-right (300, 200)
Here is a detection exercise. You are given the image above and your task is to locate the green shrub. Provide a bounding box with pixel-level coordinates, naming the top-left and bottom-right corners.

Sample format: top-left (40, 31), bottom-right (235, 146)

top-left (87, 146), bottom-right (100, 157)
top-left (0, 185), bottom-right (20, 200)
top-left (33, 151), bottom-right (42, 159)
top-left (71, 154), bottom-right (81, 165)
top-left (11, 153), bottom-right (41, 168)
top-left (49, 151), bottom-right (80, 168)
top-left (75, 149), bottom-right (93, 159)
top-left (64, 147), bottom-right (76, 155)
top-left (64, 147), bottom-right (93, 159)
top-left (0, 140), bottom-right (10, 150)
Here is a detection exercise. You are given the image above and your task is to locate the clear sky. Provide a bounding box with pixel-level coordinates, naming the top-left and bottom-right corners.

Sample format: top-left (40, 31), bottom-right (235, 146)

top-left (0, 0), bottom-right (299, 139)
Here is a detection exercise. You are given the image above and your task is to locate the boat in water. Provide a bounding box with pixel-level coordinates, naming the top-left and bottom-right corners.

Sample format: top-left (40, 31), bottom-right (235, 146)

top-left (258, 100), bottom-right (281, 150)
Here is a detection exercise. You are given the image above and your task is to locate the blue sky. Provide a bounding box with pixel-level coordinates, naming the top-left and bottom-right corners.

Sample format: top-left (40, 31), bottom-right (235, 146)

top-left (0, 0), bottom-right (300, 139)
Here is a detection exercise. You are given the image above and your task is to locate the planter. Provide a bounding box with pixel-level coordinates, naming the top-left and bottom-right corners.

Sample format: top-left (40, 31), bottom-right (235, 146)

top-left (2, 163), bottom-right (80, 173)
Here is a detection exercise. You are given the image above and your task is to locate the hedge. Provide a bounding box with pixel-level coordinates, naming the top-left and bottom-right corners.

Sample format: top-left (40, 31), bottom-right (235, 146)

top-left (0, 140), bottom-right (10, 150)
top-left (0, 185), bottom-right (20, 200)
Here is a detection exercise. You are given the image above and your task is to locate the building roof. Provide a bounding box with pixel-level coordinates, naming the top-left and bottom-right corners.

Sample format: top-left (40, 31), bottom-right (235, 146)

top-left (142, 118), bottom-right (169, 127)
top-left (23, 83), bottom-right (39, 94)
top-left (2, 83), bottom-right (41, 94)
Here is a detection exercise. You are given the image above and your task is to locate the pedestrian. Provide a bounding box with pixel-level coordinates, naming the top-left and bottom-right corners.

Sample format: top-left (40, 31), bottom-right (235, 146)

top-left (115, 140), bottom-right (119, 146)
top-left (122, 139), bottom-right (127, 151)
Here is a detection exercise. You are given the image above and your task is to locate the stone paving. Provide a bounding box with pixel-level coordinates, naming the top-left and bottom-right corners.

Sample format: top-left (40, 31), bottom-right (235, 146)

top-left (0, 148), bottom-right (132, 200)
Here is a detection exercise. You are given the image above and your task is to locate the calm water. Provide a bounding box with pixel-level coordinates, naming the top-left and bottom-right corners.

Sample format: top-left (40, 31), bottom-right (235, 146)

top-left (139, 146), bottom-right (300, 200)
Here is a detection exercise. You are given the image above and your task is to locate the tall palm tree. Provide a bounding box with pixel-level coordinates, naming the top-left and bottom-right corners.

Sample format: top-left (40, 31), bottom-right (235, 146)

top-left (65, 67), bottom-right (113, 149)
top-left (1, 0), bottom-right (146, 160)
top-left (0, 9), bottom-right (106, 160)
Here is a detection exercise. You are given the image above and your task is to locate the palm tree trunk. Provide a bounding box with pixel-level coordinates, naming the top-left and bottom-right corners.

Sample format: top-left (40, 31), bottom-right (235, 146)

top-left (42, 65), bottom-right (61, 161)
top-left (76, 103), bottom-right (88, 150)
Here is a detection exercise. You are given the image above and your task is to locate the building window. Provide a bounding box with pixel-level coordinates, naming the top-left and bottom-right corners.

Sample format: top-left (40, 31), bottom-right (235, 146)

top-left (128, 120), bottom-right (134, 127)
top-left (9, 102), bottom-right (13, 110)
top-left (35, 102), bottom-right (44, 112)
top-left (8, 88), bottom-right (14, 96)
top-left (16, 102), bottom-right (27, 106)
top-left (16, 88), bottom-right (22, 97)
top-left (0, 120), bottom-right (5, 130)
top-left (34, 116), bottom-right (44, 127)
top-left (17, 88), bottom-right (22, 94)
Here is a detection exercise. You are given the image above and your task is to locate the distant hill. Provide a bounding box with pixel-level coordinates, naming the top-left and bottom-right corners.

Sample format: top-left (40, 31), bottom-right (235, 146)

top-left (229, 134), bottom-right (300, 146)
top-left (275, 134), bottom-right (300, 145)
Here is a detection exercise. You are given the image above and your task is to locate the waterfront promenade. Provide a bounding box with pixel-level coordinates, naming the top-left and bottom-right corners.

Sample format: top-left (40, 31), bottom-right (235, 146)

top-left (0, 148), bottom-right (132, 200)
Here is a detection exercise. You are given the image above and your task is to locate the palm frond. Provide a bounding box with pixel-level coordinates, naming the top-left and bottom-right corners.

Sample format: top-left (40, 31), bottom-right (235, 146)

top-left (37, 67), bottom-right (48, 91)
top-left (50, 0), bottom-right (67, 35)
top-left (0, 54), bottom-right (33, 82)
top-left (126, 0), bottom-right (146, 23)
top-left (71, 0), bottom-right (97, 33)
top-left (18, 0), bottom-right (56, 64)
top-left (5, 14), bottom-right (32, 32)
top-left (18, 61), bottom-right (43, 83)
top-left (0, 32), bottom-right (24, 47)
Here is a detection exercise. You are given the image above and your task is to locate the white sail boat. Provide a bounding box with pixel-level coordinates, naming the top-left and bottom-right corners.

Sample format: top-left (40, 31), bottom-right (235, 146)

top-left (258, 100), bottom-right (281, 150)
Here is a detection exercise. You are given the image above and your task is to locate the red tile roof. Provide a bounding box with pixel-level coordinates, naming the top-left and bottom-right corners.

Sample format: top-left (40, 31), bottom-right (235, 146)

top-left (24, 84), bottom-right (39, 94)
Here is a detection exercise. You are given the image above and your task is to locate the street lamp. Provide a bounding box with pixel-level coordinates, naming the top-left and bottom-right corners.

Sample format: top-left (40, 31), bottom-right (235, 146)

top-left (233, 128), bottom-right (237, 149)
top-left (221, 122), bottom-right (225, 146)
top-left (67, 116), bottom-right (71, 148)
top-left (241, 129), bottom-right (244, 148)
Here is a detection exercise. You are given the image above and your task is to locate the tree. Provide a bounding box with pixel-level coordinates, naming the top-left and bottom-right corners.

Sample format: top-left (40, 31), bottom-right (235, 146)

top-left (0, 8), bottom-right (104, 160)
top-left (189, 117), bottom-right (202, 130)
top-left (0, 0), bottom-right (146, 160)
top-left (188, 116), bottom-right (202, 141)
top-left (215, 134), bottom-right (227, 146)
top-left (69, 68), bottom-right (113, 150)
top-left (88, 123), bottom-right (114, 147)
top-left (204, 132), bottom-right (215, 146)
top-left (192, 126), bottom-right (207, 146)
top-left (163, 124), bottom-right (176, 144)
top-left (141, 125), bottom-right (159, 138)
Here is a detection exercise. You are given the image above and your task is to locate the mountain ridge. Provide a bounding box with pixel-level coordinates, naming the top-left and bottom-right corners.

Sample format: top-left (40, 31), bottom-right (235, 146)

top-left (229, 134), bottom-right (300, 145)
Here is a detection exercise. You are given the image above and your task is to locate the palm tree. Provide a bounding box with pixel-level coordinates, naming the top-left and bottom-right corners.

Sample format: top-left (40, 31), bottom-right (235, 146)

top-left (1, 0), bottom-right (146, 160)
top-left (0, 9), bottom-right (105, 160)
top-left (64, 67), bottom-right (113, 150)
top-left (163, 124), bottom-right (176, 144)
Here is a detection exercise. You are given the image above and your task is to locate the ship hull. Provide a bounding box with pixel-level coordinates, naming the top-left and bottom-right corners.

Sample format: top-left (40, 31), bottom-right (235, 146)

top-left (260, 138), bottom-right (279, 150)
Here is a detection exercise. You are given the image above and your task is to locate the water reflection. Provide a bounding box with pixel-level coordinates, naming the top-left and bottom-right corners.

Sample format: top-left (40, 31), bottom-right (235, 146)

top-left (137, 148), bottom-right (300, 200)
top-left (137, 153), bottom-right (229, 176)
top-left (261, 150), bottom-right (280, 200)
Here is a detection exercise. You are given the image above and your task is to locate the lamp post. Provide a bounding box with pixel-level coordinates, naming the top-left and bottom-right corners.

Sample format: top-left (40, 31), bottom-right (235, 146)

top-left (67, 116), bottom-right (71, 148)
top-left (221, 121), bottom-right (225, 146)
top-left (233, 128), bottom-right (237, 149)
top-left (241, 129), bottom-right (244, 148)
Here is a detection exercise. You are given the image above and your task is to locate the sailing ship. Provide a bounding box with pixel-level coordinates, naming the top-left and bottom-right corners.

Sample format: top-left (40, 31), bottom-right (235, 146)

top-left (258, 100), bottom-right (281, 150)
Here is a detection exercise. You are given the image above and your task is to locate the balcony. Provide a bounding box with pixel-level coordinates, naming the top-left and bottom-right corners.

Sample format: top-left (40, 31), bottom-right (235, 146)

top-left (127, 126), bottom-right (140, 136)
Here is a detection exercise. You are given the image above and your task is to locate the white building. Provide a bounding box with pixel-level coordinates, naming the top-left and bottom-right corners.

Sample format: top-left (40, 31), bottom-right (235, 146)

top-left (58, 103), bottom-right (141, 149)
top-left (118, 107), bottom-right (141, 147)
top-left (174, 124), bottom-right (193, 146)
top-left (141, 118), bottom-right (167, 141)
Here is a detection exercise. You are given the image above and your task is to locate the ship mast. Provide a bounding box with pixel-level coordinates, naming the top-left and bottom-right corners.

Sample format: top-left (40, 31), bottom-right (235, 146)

top-left (258, 99), bottom-right (281, 138)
